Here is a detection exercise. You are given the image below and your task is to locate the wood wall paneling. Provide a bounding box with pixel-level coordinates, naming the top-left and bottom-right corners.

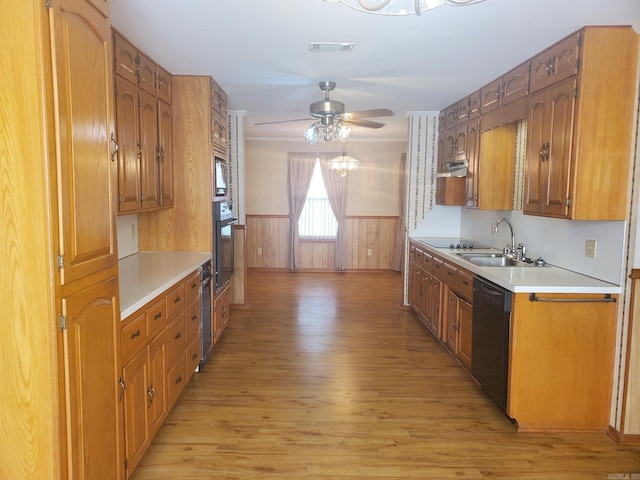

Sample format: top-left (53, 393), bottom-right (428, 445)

top-left (246, 215), bottom-right (398, 271)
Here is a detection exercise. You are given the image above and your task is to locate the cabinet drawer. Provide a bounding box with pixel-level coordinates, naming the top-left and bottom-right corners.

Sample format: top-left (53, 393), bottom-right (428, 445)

top-left (422, 251), bottom-right (433, 271)
top-left (443, 262), bottom-right (458, 286)
top-left (166, 313), bottom-right (187, 368)
top-left (186, 297), bottom-right (201, 342)
top-left (457, 269), bottom-right (474, 302)
top-left (184, 270), bottom-right (200, 305)
top-left (186, 334), bottom-right (201, 382)
top-left (167, 354), bottom-right (187, 410)
top-left (414, 248), bottom-right (424, 265)
top-left (409, 244), bottom-right (416, 263)
top-left (146, 296), bottom-right (167, 339)
top-left (166, 283), bottom-right (186, 320)
top-left (121, 312), bottom-right (147, 362)
top-left (432, 256), bottom-right (444, 280)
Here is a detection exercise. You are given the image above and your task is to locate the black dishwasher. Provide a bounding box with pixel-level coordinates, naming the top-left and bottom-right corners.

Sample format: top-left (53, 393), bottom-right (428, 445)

top-left (471, 277), bottom-right (512, 412)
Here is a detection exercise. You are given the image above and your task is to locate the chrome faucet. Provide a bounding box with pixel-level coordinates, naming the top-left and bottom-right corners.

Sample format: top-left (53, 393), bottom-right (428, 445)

top-left (493, 218), bottom-right (516, 257)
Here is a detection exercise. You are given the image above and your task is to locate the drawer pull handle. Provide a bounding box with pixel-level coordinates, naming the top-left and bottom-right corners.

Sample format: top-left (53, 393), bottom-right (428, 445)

top-left (175, 332), bottom-right (182, 340)
top-left (191, 353), bottom-right (198, 360)
top-left (462, 280), bottom-right (469, 286)
top-left (154, 312), bottom-right (162, 320)
top-left (192, 283), bottom-right (197, 290)
top-left (175, 375), bottom-right (182, 384)
top-left (130, 329), bottom-right (141, 339)
top-left (191, 315), bottom-right (197, 321)
top-left (174, 296), bottom-right (181, 304)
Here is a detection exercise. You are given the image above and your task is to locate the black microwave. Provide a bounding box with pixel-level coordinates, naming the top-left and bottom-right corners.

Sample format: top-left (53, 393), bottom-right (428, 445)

top-left (214, 157), bottom-right (228, 197)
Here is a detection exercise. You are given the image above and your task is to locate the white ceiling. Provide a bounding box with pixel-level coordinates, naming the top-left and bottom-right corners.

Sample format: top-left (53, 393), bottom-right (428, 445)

top-left (110, 0), bottom-right (640, 142)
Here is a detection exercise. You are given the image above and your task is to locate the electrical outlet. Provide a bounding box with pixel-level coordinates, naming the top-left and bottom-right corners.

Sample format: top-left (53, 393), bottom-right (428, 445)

top-left (585, 239), bottom-right (597, 259)
top-left (130, 224), bottom-right (135, 240)
top-left (367, 248), bottom-right (373, 256)
top-left (257, 247), bottom-right (262, 255)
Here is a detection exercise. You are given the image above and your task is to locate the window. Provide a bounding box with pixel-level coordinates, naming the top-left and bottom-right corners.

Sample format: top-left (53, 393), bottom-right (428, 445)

top-left (298, 158), bottom-right (337, 239)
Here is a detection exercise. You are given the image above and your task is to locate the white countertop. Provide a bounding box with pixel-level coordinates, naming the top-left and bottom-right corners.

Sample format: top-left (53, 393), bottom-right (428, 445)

top-left (411, 237), bottom-right (621, 294)
top-left (119, 251), bottom-right (212, 319)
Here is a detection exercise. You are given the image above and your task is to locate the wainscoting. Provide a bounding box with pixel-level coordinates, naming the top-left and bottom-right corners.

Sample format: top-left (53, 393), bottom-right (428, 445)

top-left (246, 215), bottom-right (399, 271)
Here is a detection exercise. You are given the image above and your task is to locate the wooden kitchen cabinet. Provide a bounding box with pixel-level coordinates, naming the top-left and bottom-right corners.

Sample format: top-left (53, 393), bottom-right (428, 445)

top-left (158, 100), bottom-right (174, 207)
top-left (529, 31), bottom-right (580, 94)
top-left (113, 29), bottom-right (173, 214)
top-left (122, 330), bottom-right (167, 476)
top-left (408, 242), bottom-right (472, 364)
top-left (508, 292), bottom-right (618, 431)
top-left (214, 283), bottom-right (231, 342)
top-left (139, 89), bottom-right (161, 210)
top-left (524, 27), bottom-right (638, 220)
top-left (4, 1), bottom-right (122, 477)
top-left (120, 269), bottom-right (200, 477)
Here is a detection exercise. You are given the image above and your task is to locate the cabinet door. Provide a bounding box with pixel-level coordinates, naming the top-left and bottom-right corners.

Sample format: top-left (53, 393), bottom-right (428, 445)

top-left (138, 89), bottom-right (160, 210)
top-left (468, 89), bottom-right (481, 120)
top-left (444, 289), bottom-right (458, 353)
top-left (465, 120), bottom-right (480, 208)
top-left (158, 100), bottom-right (174, 207)
top-left (115, 76), bottom-right (141, 213)
top-left (137, 52), bottom-right (157, 96)
top-left (113, 30), bottom-right (137, 85)
top-left (429, 276), bottom-right (442, 338)
top-left (147, 332), bottom-right (168, 436)
top-left (523, 90), bottom-right (547, 214)
top-left (524, 79), bottom-right (575, 217)
top-left (61, 276), bottom-right (122, 480)
top-left (157, 66), bottom-right (172, 104)
top-left (480, 77), bottom-right (501, 115)
top-left (502, 61), bottom-right (529, 106)
top-left (122, 348), bottom-right (149, 476)
top-left (543, 79), bottom-right (575, 218)
top-left (455, 97), bottom-right (469, 125)
top-left (454, 125), bottom-right (468, 163)
top-left (52, 0), bottom-right (117, 284)
top-left (530, 32), bottom-right (580, 94)
top-left (457, 298), bottom-right (473, 371)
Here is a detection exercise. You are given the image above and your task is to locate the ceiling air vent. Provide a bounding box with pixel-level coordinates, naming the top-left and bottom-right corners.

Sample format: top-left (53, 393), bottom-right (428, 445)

top-left (309, 42), bottom-right (355, 53)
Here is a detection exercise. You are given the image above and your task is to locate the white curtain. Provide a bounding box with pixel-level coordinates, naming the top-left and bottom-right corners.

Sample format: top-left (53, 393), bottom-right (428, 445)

top-left (391, 153), bottom-right (407, 272)
top-left (319, 154), bottom-right (349, 271)
top-left (287, 153), bottom-right (316, 270)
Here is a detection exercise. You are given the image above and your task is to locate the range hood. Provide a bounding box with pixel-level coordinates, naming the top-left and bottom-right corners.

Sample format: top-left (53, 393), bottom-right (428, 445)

top-left (436, 160), bottom-right (468, 178)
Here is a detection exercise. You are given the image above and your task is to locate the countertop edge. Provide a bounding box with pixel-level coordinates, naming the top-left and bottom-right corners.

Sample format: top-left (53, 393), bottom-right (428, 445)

top-left (410, 238), bottom-right (621, 295)
top-left (119, 251), bottom-right (212, 320)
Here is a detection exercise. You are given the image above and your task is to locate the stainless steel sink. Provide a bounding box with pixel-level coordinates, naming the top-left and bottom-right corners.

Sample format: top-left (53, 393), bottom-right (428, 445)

top-left (456, 252), bottom-right (530, 267)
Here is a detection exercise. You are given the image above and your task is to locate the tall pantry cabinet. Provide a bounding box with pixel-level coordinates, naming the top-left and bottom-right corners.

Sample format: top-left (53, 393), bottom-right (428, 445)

top-left (1, 0), bottom-right (123, 479)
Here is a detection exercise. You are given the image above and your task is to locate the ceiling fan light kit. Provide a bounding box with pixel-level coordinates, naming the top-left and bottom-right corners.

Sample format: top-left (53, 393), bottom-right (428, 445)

top-left (323, 0), bottom-right (486, 16)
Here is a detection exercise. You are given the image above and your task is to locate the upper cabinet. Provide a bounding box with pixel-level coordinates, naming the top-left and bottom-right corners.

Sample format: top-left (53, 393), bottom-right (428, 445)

top-left (210, 78), bottom-right (228, 160)
top-left (524, 27), bottom-right (638, 220)
top-left (529, 32), bottom-right (580, 95)
top-left (438, 26), bottom-right (639, 221)
top-left (112, 29), bottom-right (174, 214)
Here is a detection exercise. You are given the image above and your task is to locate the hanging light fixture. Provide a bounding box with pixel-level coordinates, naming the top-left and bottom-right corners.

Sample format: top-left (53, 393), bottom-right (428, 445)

top-left (328, 153), bottom-right (360, 176)
top-left (323, 0), bottom-right (486, 16)
top-left (303, 118), bottom-right (352, 145)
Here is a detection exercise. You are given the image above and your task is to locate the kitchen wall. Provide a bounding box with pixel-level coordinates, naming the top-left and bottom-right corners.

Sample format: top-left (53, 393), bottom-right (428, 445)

top-left (116, 214), bottom-right (139, 259)
top-left (244, 139), bottom-right (406, 270)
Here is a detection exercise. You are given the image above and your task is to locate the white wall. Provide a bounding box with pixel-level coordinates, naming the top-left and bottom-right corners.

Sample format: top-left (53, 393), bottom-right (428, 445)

top-left (116, 214), bottom-right (139, 259)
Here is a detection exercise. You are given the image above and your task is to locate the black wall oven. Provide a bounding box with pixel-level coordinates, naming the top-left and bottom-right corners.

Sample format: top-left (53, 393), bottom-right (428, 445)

top-left (213, 201), bottom-right (237, 294)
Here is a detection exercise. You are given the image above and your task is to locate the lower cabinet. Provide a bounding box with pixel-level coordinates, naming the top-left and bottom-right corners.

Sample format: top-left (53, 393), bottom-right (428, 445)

top-left (121, 270), bottom-right (200, 478)
top-left (408, 242), bottom-right (473, 372)
top-left (214, 283), bottom-right (231, 343)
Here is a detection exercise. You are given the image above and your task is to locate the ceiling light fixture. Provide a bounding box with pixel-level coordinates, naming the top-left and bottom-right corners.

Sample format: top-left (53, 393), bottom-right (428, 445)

top-left (328, 153), bottom-right (360, 176)
top-left (323, 0), bottom-right (486, 16)
top-left (303, 120), bottom-right (352, 144)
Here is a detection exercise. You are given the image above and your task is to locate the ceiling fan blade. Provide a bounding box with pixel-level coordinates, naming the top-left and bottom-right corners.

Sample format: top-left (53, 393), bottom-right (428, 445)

top-left (254, 117), bottom-right (312, 126)
top-left (343, 108), bottom-right (393, 119)
top-left (342, 118), bottom-right (385, 129)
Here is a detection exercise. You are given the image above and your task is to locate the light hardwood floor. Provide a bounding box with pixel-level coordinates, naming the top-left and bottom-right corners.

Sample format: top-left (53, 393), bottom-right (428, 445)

top-left (131, 271), bottom-right (640, 479)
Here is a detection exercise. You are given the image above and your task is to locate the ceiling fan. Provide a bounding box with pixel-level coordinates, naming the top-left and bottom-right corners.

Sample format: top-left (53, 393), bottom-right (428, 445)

top-left (255, 81), bottom-right (393, 130)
